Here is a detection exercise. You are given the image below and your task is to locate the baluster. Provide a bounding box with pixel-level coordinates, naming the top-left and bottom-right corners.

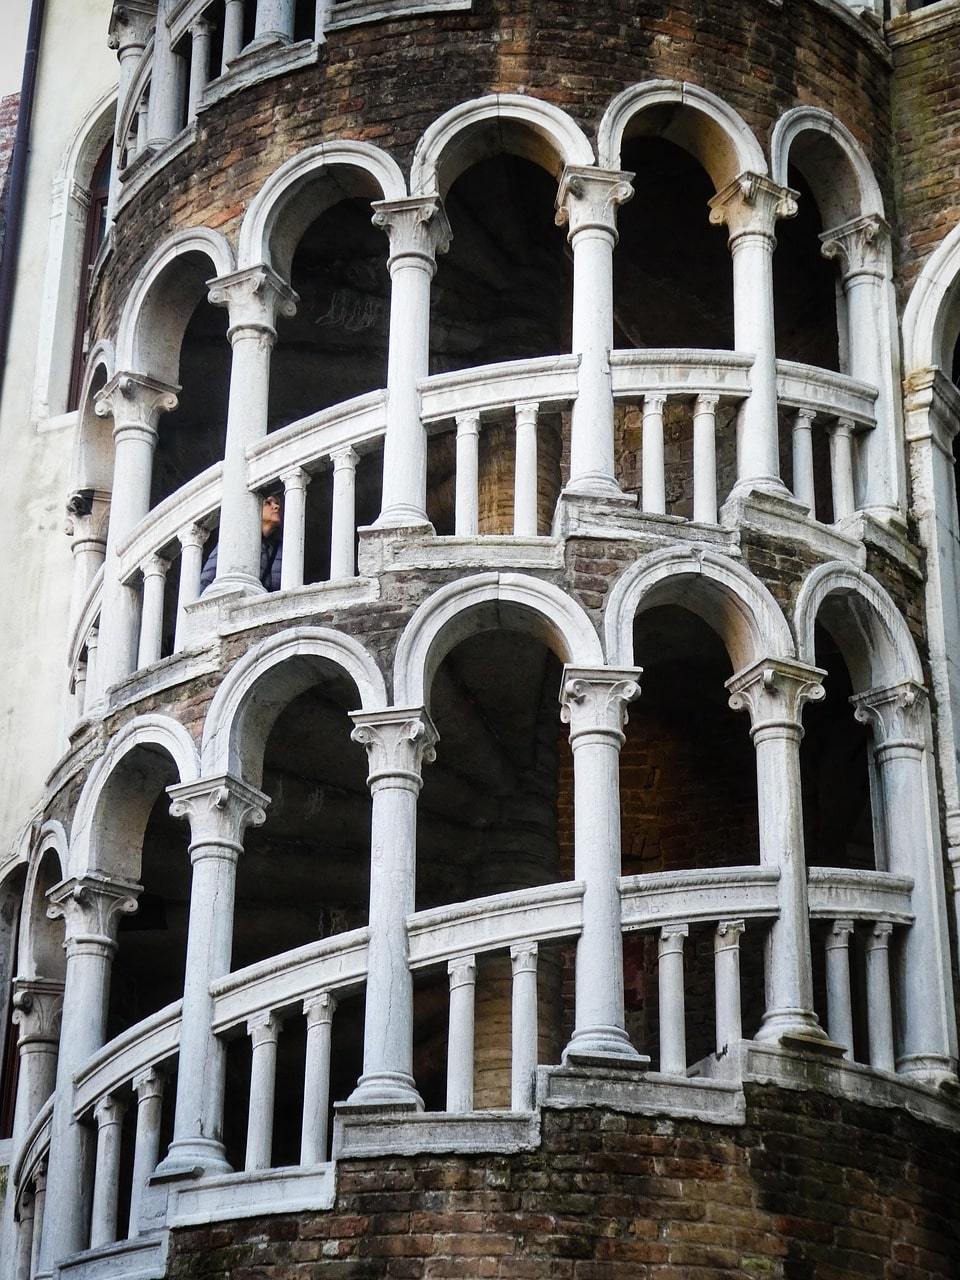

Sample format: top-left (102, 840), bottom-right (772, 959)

top-left (16, 1183), bottom-right (35, 1280)
top-left (222, 0), bottom-right (245, 69)
top-left (187, 20), bottom-right (211, 121)
top-left (828, 417), bottom-right (856, 522)
top-left (128, 1068), bottom-right (164, 1237)
top-left (510, 944), bottom-right (538, 1111)
top-left (254, 0), bottom-right (296, 44)
top-left (301, 993), bottom-right (336, 1165)
top-left (658, 925), bottom-right (688, 1076)
top-left (137, 555), bottom-right (168, 669)
top-left (514, 401), bottom-right (539, 537)
top-left (280, 467), bottom-right (311, 589)
top-left (714, 919), bottom-right (745, 1054)
top-left (175, 524), bottom-right (207, 650)
top-left (791, 409), bottom-right (816, 513)
top-left (446, 956), bottom-right (476, 1114)
top-left (454, 412), bottom-right (480, 537)
top-left (84, 626), bottom-right (100, 714)
top-left (74, 655), bottom-right (88, 718)
top-left (135, 94), bottom-right (150, 155)
top-left (865, 921), bottom-right (895, 1073)
top-left (245, 1011), bottom-right (280, 1170)
top-left (315, 0), bottom-right (332, 41)
top-left (30, 1164), bottom-right (46, 1279)
top-left (90, 1096), bottom-right (126, 1248)
top-left (641, 394), bottom-right (667, 515)
top-left (330, 449), bottom-right (358, 580)
top-left (692, 394), bottom-right (719, 524)
top-left (825, 919), bottom-right (855, 1061)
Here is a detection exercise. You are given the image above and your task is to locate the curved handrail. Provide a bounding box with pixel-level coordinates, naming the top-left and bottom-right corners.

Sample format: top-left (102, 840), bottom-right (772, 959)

top-left (807, 867), bottom-right (914, 922)
top-left (246, 389), bottom-right (387, 488)
top-left (620, 865), bottom-right (781, 927)
top-left (11, 1096), bottom-right (54, 1196)
top-left (67, 564), bottom-right (105, 673)
top-left (776, 359), bottom-right (878, 425)
top-left (115, 37), bottom-right (155, 163)
top-left (609, 347), bottom-right (754, 398)
top-left (73, 998), bottom-right (183, 1117)
top-left (117, 461), bottom-right (223, 585)
top-left (420, 354), bottom-right (580, 424)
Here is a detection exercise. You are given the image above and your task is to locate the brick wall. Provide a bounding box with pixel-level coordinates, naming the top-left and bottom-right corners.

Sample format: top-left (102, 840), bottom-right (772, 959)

top-left (165, 1088), bottom-right (960, 1278)
top-left (92, 0), bottom-right (893, 344)
top-left (0, 93), bottom-right (19, 260)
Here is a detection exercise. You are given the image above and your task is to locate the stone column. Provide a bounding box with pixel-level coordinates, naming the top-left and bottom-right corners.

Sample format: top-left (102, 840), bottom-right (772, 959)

top-left (446, 958), bottom-right (476, 1114)
top-left (556, 166), bottom-right (634, 497)
top-left (371, 197), bottom-right (451, 528)
top-left (640, 394), bottom-right (667, 515)
top-left (253, 0), bottom-right (296, 44)
top-left (187, 19), bottom-right (212, 122)
top-left (559, 667), bottom-right (645, 1065)
top-left (791, 409), bottom-right (816, 512)
top-left (174, 524), bottom-right (206, 650)
top-left (222, 0), bottom-right (245, 68)
top-left (137, 554), bottom-right (168, 669)
top-left (692, 393), bottom-right (719, 524)
top-left (158, 775), bottom-right (268, 1174)
top-left (510, 943), bottom-right (538, 1110)
top-left (90, 1095), bottom-right (125, 1248)
top-left (455, 412), bottom-right (480, 536)
top-left (852, 683), bottom-right (958, 1081)
top-left (39, 875), bottom-right (141, 1273)
top-left (824, 918), bottom-right (855, 1061)
top-left (714, 919), bottom-right (745, 1055)
top-left (107, 1), bottom-right (153, 216)
top-left (280, 467), bottom-right (311, 590)
top-left (245, 1012), bottom-right (280, 1170)
top-left (513, 401), bottom-right (539, 537)
top-left (146, 2), bottom-right (185, 148)
top-left (65, 492), bottom-right (109, 632)
top-left (128, 1068), bottom-right (164, 1236)
top-left (94, 373), bottom-right (179, 693)
top-left (727, 659), bottom-right (830, 1047)
top-left (709, 174), bottom-right (798, 495)
top-left (827, 418), bottom-right (856, 523)
top-left (347, 708), bottom-right (438, 1106)
top-left (329, 449), bottom-right (358, 580)
top-left (658, 924), bottom-right (688, 1076)
top-left (301, 993), bottom-right (336, 1163)
top-left (8, 980), bottom-right (63, 1150)
top-left (207, 267), bottom-right (298, 595)
top-left (864, 921), bottom-right (895, 1073)
top-left (820, 215), bottom-right (901, 517)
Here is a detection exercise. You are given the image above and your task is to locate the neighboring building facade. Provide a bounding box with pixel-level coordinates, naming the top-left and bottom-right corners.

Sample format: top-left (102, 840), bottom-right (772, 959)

top-left (1, 0), bottom-right (960, 1275)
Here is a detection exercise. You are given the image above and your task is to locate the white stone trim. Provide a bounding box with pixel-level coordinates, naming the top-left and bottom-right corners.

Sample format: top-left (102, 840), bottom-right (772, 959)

top-left (604, 546), bottom-right (795, 672)
top-left (73, 1000), bottom-right (182, 1118)
top-left (238, 140), bottom-right (407, 273)
top-left (410, 93), bottom-right (594, 197)
top-left (770, 106), bottom-right (885, 223)
top-left (619, 866), bottom-right (781, 930)
top-left (201, 626), bottom-right (388, 784)
top-left (775, 358), bottom-right (878, 427)
top-left (886, 0), bottom-right (960, 45)
top-left (539, 1064), bottom-right (747, 1126)
top-left (902, 215), bottom-right (960, 374)
top-left (608, 347), bottom-right (753, 399)
top-left (168, 1164), bottom-right (336, 1226)
top-left (597, 80), bottom-right (767, 189)
top-left (324, 0), bottom-right (473, 31)
top-left (393, 571), bottom-right (604, 708)
top-left (420, 354), bottom-right (580, 423)
top-left (806, 868), bottom-right (914, 924)
top-left (246, 389), bottom-right (386, 489)
top-left (116, 462), bottom-right (222, 585)
top-left (55, 1232), bottom-right (169, 1280)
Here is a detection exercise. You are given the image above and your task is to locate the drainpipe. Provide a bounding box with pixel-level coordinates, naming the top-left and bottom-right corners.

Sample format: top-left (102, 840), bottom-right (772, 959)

top-left (0, 0), bottom-right (46, 405)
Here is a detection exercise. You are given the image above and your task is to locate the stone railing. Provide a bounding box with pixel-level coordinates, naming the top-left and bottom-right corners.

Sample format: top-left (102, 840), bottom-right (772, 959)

top-left (67, 354), bottom-right (880, 711)
top-left (12, 862), bottom-right (920, 1267)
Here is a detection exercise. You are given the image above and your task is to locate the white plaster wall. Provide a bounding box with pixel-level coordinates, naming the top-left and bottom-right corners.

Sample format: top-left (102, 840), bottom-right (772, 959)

top-left (0, 0), bottom-right (116, 856)
top-left (0, 0), bottom-right (30, 99)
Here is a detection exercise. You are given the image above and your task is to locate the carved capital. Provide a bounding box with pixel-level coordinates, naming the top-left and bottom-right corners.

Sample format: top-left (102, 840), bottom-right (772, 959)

top-left (109, 2), bottom-right (156, 53)
top-left (95, 371), bottom-right (179, 439)
top-left (208, 265), bottom-right (299, 341)
top-left (247, 1009), bottom-right (281, 1047)
top-left (555, 166), bottom-right (634, 242)
top-left (708, 172), bottom-right (798, 243)
top-left (851, 681), bottom-right (926, 752)
top-left (167, 774), bottom-right (270, 854)
top-left (304, 991), bottom-right (337, 1026)
top-left (94, 1093), bottom-right (126, 1128)
top-left (510, 942), bottom-right (538, 974)
top-left (820, 214), bottom-right (889, 280)
top-left (11, 978), bottom-right (64, 1045)
top-left (726, 658), bottom-right (826, 736)
top-left (349, 707), bottom-right (438, 791)
top-left (659, 923), bottom-right (689, 954)
top-left (826, 918), bottom-right (855, 949)
top-left (47, 873), bottom-right (142, 950)
top-left (715, 919), bottom-right (746, 949)
top-left (177, 523), bottom-right (208, 553)
top-left (133, 1065), bottom-right (165, 1102)
top-left (448, 955), bottom-right (477, 987)
top-left (559, 665), bottom-right (642, 746)
top-left (371, 196), bottom-right (452, 273)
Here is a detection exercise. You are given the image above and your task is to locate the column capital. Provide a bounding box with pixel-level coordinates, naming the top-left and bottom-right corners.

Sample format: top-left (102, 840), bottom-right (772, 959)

top-left (208, 265), bottom-right (299, 342)
top-left (47, 873), bottom-right (142, 952)
top-left (708, 172), bottom-right (798, 244)
top-left (659, 923), bottom-right (689, 950)
top-left (851, 681), bottom-right (927, 751)
top-left (510, 942), bottom-right (538, 973)
top-left (826, 918), bottom-right (855, 947)
top-left (330, 447), bottom-right (358, 471)
top-left (350, 707), bottom-right (438, 791)
top-left (820, 214), bottom-right (890, 281)
top-left (247, 1009), bottom-right (281, 1046)
top-left (555, 165), bottom-right (635, 242)
top-left (108, 2), bottom-right (156, 55)
top-left (867, 919), bottom-right (895, 947)
top-left (694, 392), bottom-right (720, 415)
top-left (371, 196), bottom-right (452, 274)
top-left (447, 955), bottom-right (477, 986)
top-left (133, 1065), bottom-right (165, 1101)
top-left (715, 919), bottom-right (746, 945)
top-left (304, 991), bottom-right (337, 1025)
top-left (141, 553), bottom-right (168, 580)
top-left (11, 977), bottom-right (64, 1045)
top-left (95, 371), bottom-right (179, 440)
top-left (455, 411), bottom-right (480, 436)
top-left (177, 522), bottom-right (208, 552)
top-left (167, 774), bottom-right (270, 854)
top-left (559, 665), bottom-right (642, 746)
top-left (726, 658), bottom-right (825, 736)
top-left (94, 1093), bottom-right (126, 1126)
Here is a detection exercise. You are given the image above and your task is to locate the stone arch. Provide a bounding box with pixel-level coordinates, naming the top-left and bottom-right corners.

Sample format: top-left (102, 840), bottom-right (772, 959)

top-left (239, 140), bottom-right (408, 278)
top-left (201, 626), bottom-right (388, 787)
top-left (71, 339), bottom-right (115, 497)
top-left (604, 548), bottom-right (794, 673)
top-left (410, 94), bottom-right (595, 198)
top-left (902, 218), bottom-right (960, 376)
top-left (68, 714), bottom-right (200, 880)
top-left (394, 572), bottom-right (603, 709)
top-left (18, 824), bottom-right (68, 982)
top-left (116, 227), bottom-right (236, 384)
top-left (770, 106), bottom-right (884, 228)
top-left (598, 80), bottom-right (766, 191)
top-left (794, 562), bottom-right (923, 693)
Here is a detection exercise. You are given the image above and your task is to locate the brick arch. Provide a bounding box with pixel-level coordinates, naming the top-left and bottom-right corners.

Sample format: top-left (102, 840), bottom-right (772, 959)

top-left (410, 93), bottom-right (595, 198)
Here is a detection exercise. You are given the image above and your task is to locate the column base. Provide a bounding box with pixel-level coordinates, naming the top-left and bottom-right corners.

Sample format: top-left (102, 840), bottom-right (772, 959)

top-left (755, 1007), bottom-right (841, 1054)
top-left (562, 1026), bottom-right (648, 1070)
top-left (373, 505), bottom-right (435, 531)
top-left (562, 473), bottom-right (625, 500)
top-left (895, 1053), bottom-right (959, 1087)
top-left (201, 572), bottom-right (267, 599)
top-left (346, 1070), bottom-right (424, 1109)
top-left (153, 1137), bottom-right (233, 1179)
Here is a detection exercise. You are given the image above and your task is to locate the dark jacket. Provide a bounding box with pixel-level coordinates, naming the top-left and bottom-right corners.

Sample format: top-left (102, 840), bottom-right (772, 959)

top-left (198, 535), bottom-right (283, 593)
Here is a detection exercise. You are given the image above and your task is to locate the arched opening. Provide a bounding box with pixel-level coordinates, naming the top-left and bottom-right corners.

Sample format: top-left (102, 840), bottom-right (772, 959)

top-left (418, 625), bottom-right (567, 1108)
top-left (0, 866), bottom-right (26, 1139)
top-left (621, 604), bottom-right (764, 1066)
top-left (220, 655), bottom-right (371, 1168)
top-left (427, 149), bottom-right (569, 534)
top-left (67, 142), bottom-right (113, 412)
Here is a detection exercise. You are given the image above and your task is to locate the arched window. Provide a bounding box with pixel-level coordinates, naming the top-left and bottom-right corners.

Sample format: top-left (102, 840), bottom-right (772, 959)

top-left (67, 141), bottom-right (112, 412)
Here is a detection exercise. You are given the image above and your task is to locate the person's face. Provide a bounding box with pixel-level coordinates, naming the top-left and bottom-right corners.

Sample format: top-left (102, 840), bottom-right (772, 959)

top-left (261, 495), bottom-right (282, 535)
